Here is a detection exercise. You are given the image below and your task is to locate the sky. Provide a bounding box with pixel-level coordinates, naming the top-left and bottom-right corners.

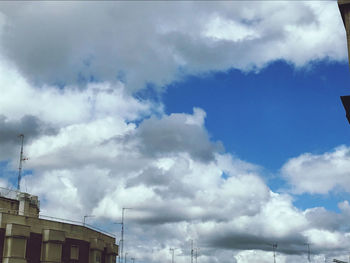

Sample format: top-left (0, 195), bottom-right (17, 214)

top-left (1, 1), bottom-right (350, 262)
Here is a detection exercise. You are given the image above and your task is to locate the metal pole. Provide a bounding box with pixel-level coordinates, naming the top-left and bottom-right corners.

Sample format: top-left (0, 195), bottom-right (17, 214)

top-left (191, 240), bottom-right (193, 263)
top-left (114, 223), bottom-right (123, 263)
top-left (121, 208), bottom-right (132, 263)
top-left (195, 248), bottom-right (199, 263)
top-left (83, 215), bottom-right (94, 226)
top-left (272, 243), bottom-right (277, 263)
top-left (17, 134), bottom-right (24, 191)
top-left (118, 239), bottom-right (122, 263)
top-left (170, 248), bottom-right (175, 263)
top-left (304, 243), bottom-right (311, 263)
top-left (121, 209), bottom-right (125, 263)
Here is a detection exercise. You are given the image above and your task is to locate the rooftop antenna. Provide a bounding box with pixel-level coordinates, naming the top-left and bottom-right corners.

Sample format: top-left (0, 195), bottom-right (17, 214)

top-left (267, 243), bottom-right (277, 263)
top-left (273, 243), bottom-right (277, 263)
top-left (170, 248), bottom-right (176, 263)
top-left (304, 243), bottom-right (311, 262)
top-left (194, 247), bottom-right (200, 263)
top-left (190, 240), bottom-right (194, 263)
top-left (121, 207), bottom-right (133, 263)
top-left (17, 134), bottom-right (28, 191)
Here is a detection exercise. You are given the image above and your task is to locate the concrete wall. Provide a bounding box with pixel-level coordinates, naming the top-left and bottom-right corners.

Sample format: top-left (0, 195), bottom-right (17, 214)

top-left (0, 198), bottom-right (19, 216)
top-left (0, 195), bottom-right (39, 218)
top-left (0, 213), bottom-right (118, 263)
top-left (0, 193), bottom-right (117, 263)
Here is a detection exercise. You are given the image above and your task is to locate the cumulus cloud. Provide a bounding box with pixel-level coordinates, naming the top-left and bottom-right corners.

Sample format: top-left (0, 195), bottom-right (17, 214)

top-left (135, 108), bottom-right (223, 162)
top-left (0, 115), bottom-right (56, 160)
top-left (0, 59), bottom-right (154, 125)
top-left (2, 70), bottom-right (350, 262)
top-left (282, 146), bottom-right (350, 194)
top-left (0, 1), bottom-right (345, 90)
top-left (0, 1), bottom-right (349, 263)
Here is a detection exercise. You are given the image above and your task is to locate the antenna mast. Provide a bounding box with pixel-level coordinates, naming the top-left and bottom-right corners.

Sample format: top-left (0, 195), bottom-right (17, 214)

top-left (17, 134), bottom-right (24, 191)
top-left (190, 240), bottom-right (194, 263)
top-left (271, 243), bottom-right (277, 263)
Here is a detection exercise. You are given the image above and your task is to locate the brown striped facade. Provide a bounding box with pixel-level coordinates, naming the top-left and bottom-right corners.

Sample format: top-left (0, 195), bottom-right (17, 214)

top-left (0, 192), bottom-right (118, 263)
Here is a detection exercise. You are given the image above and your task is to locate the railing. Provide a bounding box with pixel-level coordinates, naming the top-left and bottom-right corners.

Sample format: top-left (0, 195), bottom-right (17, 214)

top-left (0, 187), bottom-right (115, 239)
top-left (39, 214), bottom-right (116, 238)
top-left (0, 187), bottom-right (40, 208)
top-left (0, 187), bottom-right (20, 200)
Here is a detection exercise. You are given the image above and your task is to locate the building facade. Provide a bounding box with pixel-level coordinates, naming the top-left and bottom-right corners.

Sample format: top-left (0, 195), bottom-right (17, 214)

top-left (0, 189), bottom-right (118, 263)
top-left (339, 0), bottom-right (350, 61)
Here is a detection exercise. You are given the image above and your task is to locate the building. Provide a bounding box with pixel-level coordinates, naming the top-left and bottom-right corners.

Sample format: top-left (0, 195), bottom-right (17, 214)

top-left (0, 187), bottom-right (118, 263)
top-left (339, 0), bottom-right (350, 61)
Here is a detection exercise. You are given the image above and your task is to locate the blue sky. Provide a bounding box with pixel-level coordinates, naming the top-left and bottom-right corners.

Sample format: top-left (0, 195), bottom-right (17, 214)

top-left (163, 60), bottom-right (350, 212)
top-left (164, 61), bottom-right (350, 171)
top-left (1, 1), bottom-right (350, 263)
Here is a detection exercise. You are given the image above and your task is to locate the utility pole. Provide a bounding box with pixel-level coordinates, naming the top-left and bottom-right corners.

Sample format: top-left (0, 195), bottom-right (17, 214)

top-left (304, 243), bottom-right (311, 262)
top-left (273, 243), bottom-right (277, 263)
top-left (170, 248), bottom-right (176, 263)
top-left (121, 208), bottom-right (132, 263)
top-left (17, 134), bottom-right (27, 191)
top-left (114, 222), bottom-right (123, 263)
top-left (194, 247), bottom-right (200, 263)
top-left (190, 240), bottom-right (194, 263)
top-left (269, 243), bottom-right (277, 263)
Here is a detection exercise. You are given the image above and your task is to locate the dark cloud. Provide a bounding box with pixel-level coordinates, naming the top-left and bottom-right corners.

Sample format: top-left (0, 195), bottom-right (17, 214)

top-left (305, 205), bottom-right (350, 232)
top-left (0, 115), bottom-right (56, 159)
top-left (0, 115), bottom-right (41, 143)
top-left (132, 207), bottom-right (190, 225)
top-left (136, 114), bottom-right (223, 162)
top-left (207, 232), bottom-right (308, 255)
top-left (126, 167), bottom-right (171, 188)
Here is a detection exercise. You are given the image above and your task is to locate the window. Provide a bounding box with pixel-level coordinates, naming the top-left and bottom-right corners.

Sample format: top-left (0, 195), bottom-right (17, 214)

top-left (96, 253), bottom-right (101, 262)
top-left (70, 245), bottom-right (79, 260)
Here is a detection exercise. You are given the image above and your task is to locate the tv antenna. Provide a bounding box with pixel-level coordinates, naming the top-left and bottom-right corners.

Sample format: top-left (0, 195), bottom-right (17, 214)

top-left (17, 134), bottom-right (28, 191)
top-left (267, 243), bottom-right (278, 263)
top-left (169, 248), bottom-right (177, 263)
top-left (304, 243), bottom-right (311, 262)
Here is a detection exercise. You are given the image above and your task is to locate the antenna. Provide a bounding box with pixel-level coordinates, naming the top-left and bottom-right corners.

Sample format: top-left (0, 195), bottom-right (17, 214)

top-left (194, 247), bottom-right (200, 263)
top-left (17, 134), bottom-right (28, 191)
top-left (170, 248), bottom-right (176, 263)
top-left (121, 207), bottom-right (133, 263)
top-left (304, 243), bottom-right (311, 262)
top-left (267, 243), bottom-right (277, 263)
top-left (190, 240), bottom-right (194, 263)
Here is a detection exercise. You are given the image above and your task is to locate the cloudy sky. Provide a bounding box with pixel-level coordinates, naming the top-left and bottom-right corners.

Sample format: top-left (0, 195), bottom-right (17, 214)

top-left (1, 1), bottom-right (350, 262)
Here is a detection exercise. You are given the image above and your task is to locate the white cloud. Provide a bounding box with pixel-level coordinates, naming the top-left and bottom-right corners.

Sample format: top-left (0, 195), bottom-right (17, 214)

top-left (0, 57), bottom-right (348, 263)
top-left (0, 64), bottom-right (152, 125)
top-left (281, 146), bottom-right (350, 194)
top-left (203, 16), bottom-right (259, 42)
top-left (0, 1), bottom-right (346, 90)
top-left (0, 1), bottom-right (349, 263)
